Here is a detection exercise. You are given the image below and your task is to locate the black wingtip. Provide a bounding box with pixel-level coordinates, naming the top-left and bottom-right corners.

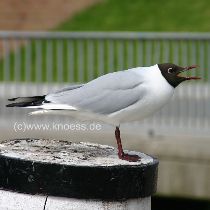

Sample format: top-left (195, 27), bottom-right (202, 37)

top-left (8, 97), bottom-right (18, 101)
top-left (6, 95), bottom-right (46, 108)
top-left (6, 103), bottom-right (16, 107)
top-left (6, 102), bottom-right (33, 107)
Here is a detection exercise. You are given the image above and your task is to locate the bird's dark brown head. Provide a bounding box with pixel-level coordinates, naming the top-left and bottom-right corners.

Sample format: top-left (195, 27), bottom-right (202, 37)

top-left (158, 63), bottom-right (200, 88)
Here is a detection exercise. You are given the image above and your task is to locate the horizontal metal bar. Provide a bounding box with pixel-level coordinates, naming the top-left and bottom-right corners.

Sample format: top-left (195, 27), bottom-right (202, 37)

top-left (1, 31), bottom-right (210, 40)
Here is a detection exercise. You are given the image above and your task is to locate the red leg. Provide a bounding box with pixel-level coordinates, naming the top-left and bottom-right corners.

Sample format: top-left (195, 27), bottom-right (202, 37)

top-left (115, 126), bottom-right (140, 162)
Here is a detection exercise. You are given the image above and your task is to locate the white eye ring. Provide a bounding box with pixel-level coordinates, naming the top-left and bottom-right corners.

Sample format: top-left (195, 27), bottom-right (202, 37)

top-left (168, 67), bottom-right (173, 74)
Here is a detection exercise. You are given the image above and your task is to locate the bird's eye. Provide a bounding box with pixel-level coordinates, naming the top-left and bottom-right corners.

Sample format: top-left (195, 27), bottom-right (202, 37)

top-left (168, 67), bottom-right (173, 74)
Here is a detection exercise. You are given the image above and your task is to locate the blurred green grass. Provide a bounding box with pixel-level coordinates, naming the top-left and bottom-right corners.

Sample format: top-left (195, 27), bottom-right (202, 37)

top-left (1, 0), bottom-right (210, 82)
top-left (58, 0), bottom-right (210, 32)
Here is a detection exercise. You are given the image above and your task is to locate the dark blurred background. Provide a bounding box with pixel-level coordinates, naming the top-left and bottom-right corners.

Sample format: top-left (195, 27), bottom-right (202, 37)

top-left (0, 0), bottom-right (210, 209)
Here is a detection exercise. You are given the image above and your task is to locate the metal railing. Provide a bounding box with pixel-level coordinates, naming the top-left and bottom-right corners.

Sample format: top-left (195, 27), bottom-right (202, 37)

top-left (0, 31), bottom-right (210, 137)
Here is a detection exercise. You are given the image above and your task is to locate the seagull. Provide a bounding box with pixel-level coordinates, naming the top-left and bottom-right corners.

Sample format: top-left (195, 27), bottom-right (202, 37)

top-left (7, 63), bottom-right (200, 162)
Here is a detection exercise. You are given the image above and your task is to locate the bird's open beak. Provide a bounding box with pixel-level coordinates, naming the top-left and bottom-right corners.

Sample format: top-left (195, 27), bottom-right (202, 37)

top-left (177, 65), bottom-right (201, 80)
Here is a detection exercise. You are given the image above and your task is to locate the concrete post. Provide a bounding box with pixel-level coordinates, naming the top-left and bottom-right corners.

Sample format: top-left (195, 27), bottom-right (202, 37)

top-left (0, 139), bottom-right (158, 210)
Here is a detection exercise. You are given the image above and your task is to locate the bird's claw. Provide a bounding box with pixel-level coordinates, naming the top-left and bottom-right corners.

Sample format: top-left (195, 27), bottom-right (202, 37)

top-left (119, 153), bottom-right (140, 162)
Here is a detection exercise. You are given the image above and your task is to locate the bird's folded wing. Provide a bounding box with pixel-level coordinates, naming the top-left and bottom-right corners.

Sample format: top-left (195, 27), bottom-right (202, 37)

top-left (52, 84), bottom-right (84, 94)
top-left (45, 70), bottom-right (145, 115)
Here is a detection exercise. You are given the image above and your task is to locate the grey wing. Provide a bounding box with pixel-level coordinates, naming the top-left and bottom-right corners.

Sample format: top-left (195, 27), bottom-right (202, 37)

top-left (45, 70), bottom-right (145, 115)
top-left (53, 84), bottom-right (84, 94)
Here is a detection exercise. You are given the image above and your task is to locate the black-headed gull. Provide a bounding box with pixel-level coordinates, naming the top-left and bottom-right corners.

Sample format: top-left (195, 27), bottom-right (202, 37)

top-left (7, 63), bottom-right (200, 161)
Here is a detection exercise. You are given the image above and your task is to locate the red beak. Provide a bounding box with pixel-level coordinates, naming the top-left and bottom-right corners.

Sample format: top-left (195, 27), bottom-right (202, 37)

top-left (182, 65), bottom-right (201, 80)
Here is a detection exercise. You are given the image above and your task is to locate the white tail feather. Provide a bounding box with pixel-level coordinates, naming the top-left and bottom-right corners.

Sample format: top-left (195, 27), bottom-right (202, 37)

top-left (26, 103), bottom-right (77, 110)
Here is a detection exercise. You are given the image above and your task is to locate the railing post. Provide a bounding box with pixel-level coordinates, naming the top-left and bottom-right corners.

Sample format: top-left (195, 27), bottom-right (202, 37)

top-left (0, 139), bottom-right (158, 209)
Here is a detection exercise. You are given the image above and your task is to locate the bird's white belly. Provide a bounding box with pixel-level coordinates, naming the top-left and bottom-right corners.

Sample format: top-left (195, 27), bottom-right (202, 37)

top-left (109, 82), bottom-right (174, 124)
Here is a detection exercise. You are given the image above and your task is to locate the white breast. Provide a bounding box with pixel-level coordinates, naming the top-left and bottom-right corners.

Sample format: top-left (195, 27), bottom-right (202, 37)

top-left (109, 65), bottom-right (174, 124)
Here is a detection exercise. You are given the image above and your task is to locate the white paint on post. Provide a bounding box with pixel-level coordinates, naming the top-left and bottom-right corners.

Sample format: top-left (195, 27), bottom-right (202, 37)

top-left (0, 189), bottom-right (46, 210)
top-left (0, 190), bottom-right (150, 210)
top-left (45, 196), bottom-right (151, 210)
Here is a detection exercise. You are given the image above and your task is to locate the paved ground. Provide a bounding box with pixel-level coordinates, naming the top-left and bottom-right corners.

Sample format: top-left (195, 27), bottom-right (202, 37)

top-left (0, 0), bottom-right (101, 30)
top-left (0, 0), bottom-right (101, 59)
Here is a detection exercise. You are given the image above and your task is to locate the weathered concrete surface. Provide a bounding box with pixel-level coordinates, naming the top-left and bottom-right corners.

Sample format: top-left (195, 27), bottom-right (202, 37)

top-left (0, 139), bottom-right (153, 166)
